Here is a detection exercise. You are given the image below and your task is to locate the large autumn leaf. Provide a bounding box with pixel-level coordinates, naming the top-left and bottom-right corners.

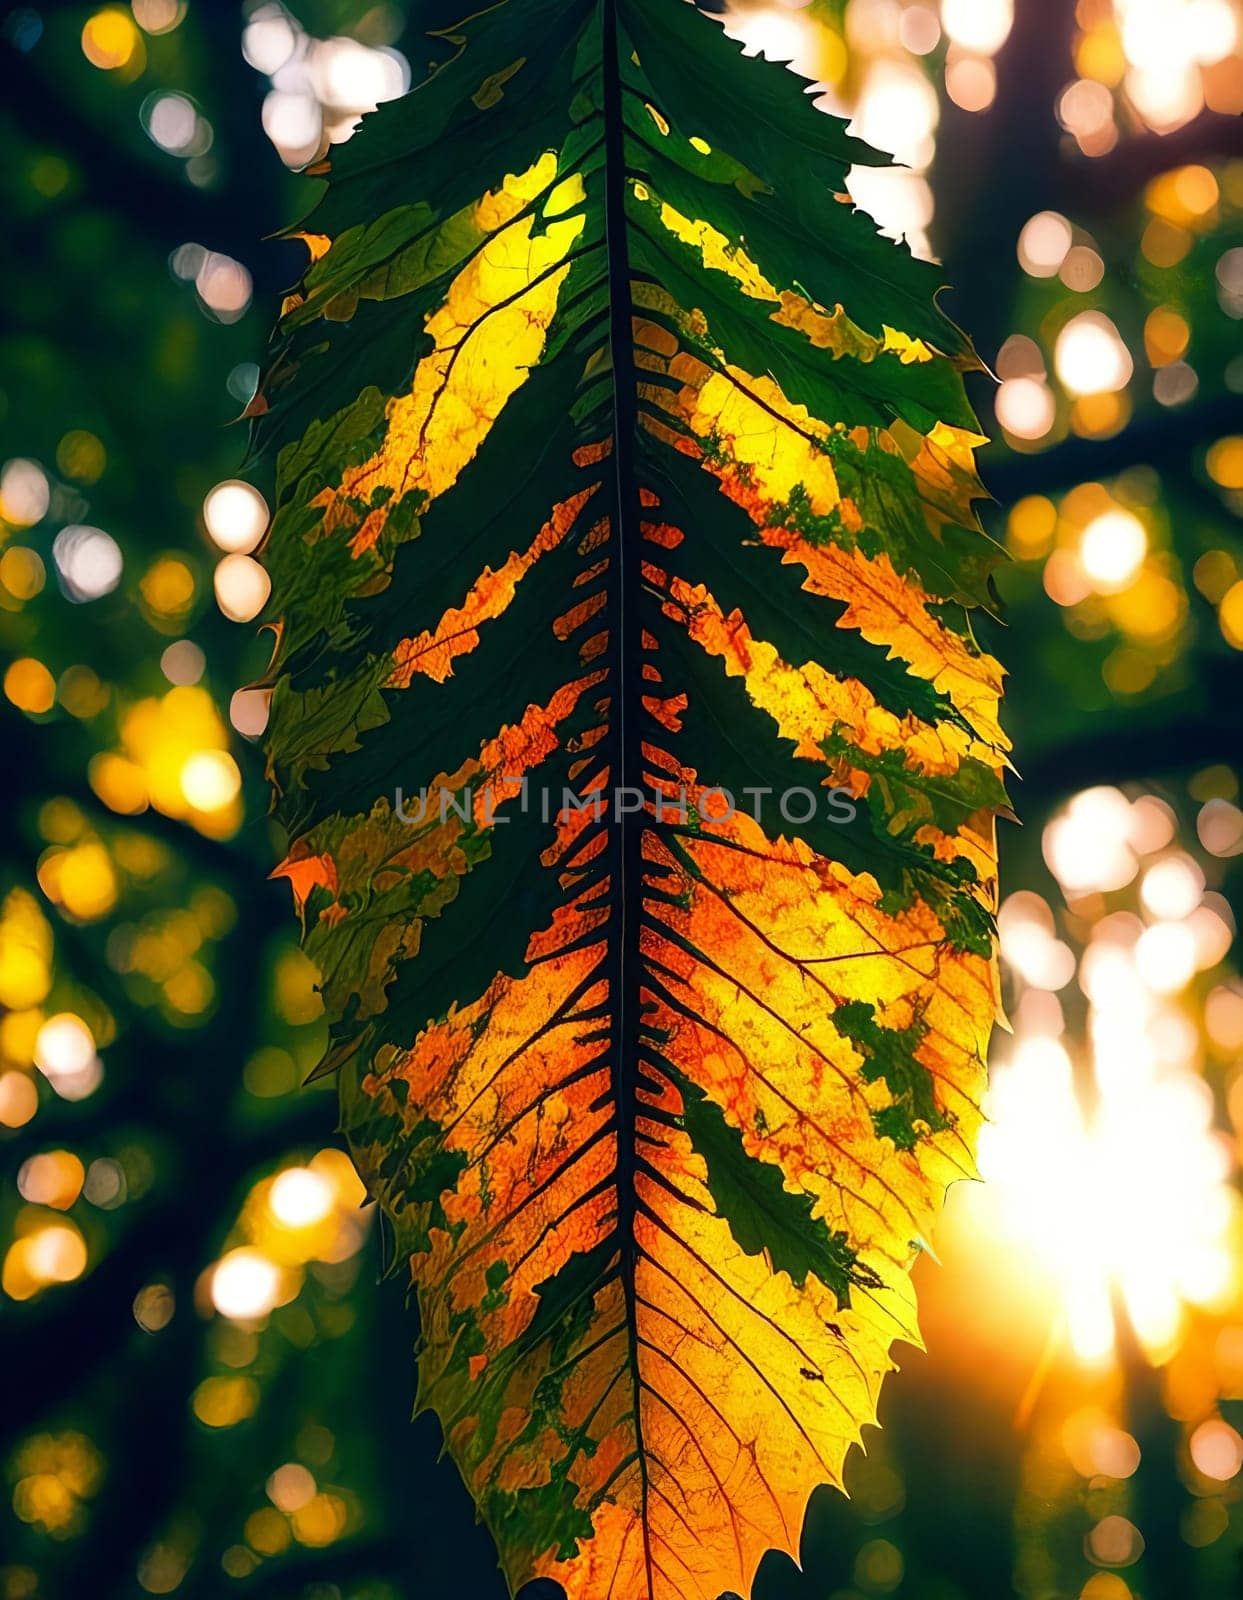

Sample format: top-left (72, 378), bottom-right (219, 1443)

top-left (253, 3), bottom-right (1008, 1596)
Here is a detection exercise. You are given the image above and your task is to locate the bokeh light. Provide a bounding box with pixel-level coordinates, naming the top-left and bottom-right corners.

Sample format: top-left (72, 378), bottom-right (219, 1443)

top-left (51, 526), bottom-right (123, 602)
top-left (214, 554), bottom-right (271, 622)
top-left (202, 480), bottom-right (268, 554)
top-left (210, 1248), bottom-right (283, 1321)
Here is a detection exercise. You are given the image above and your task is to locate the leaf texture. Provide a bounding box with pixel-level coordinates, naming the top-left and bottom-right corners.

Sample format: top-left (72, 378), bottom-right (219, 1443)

top-left (256, 4), bottom-right (1008, 1597)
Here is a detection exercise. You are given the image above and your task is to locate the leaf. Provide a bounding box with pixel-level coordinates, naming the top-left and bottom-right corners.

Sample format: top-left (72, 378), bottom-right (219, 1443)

top-left (256, 4), bottom-right (1008, 1598)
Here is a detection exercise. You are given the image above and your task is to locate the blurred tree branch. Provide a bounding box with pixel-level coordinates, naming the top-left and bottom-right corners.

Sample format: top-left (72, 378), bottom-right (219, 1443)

top-left (985, 391), bottom-right (1240, 499)
top-left (0, 1087), bottom-right (332, 1442)
top-left (932, 0), bottom-right (1079, 354)
top-left (0, 35), bottom-right (301, 297)
top-left (1018, 676), bottom-right (1243, 803)
top-left (228, 1537), bottom-right (403, 1598)
top-left (1066, 111), bottom-right (1243, 210)
top-left (0, 43), bottom-right (255, 261)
